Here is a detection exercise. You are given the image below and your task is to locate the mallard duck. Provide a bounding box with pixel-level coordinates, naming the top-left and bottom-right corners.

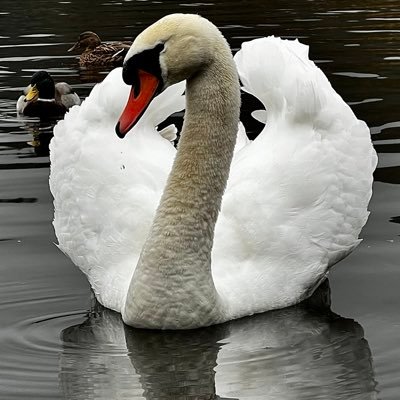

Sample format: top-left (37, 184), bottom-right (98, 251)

top-left (17, 71), bottom-right (80, 119)
top-left (50, 14), bottom-right (376, 330)
top-left (68, 31), bottom-right (131, 67)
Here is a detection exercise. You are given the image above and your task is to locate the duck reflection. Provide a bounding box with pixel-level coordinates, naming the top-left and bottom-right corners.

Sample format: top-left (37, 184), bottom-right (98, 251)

top-left (60, 281), bottom-right (377, 400)
top-left (27, 124), bottom-right (54, 157)
top-left (18, 119), bottom-right (54, 157)
top-left (77, 66), bottom-right (110, 84)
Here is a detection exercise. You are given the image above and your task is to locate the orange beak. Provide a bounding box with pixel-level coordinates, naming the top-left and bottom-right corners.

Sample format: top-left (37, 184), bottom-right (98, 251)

top-left (116, 69), bottom-right (160, 138)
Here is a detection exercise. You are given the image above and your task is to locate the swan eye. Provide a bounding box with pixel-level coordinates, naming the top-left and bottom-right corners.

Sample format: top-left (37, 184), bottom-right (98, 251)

top-left (155, 42), bottom-right (165, 53)
top-left (122, 42), bottom-right (165, 88)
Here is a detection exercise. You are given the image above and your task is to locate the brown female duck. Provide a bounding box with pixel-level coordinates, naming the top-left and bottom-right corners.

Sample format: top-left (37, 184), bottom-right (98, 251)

top-left (68, 31), bottom-right (131, 67)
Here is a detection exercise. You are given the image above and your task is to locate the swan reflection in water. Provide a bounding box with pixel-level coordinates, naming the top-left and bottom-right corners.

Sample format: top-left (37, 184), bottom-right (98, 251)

top-left (60, 280), bottom-right (377, 399)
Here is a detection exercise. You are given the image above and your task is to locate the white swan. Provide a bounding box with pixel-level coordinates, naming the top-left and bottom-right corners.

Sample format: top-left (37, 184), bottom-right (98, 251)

top-left (50, 14), bottom-right (377, 329)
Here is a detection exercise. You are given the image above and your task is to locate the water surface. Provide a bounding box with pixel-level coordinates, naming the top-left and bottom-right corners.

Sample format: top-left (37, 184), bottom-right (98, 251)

top-left (0, 0), bottom-right (399, 399)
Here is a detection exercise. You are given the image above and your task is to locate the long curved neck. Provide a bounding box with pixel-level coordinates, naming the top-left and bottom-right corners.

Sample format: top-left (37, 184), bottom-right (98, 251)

top-left (123, 43), bottom-right (240, 329)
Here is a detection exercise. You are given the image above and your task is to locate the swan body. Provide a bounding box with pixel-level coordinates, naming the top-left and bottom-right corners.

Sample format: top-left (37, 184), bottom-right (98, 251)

top-left (17, 71), bottom-right (80, 118)
top-left (50, 14), bottom-right (377, 329)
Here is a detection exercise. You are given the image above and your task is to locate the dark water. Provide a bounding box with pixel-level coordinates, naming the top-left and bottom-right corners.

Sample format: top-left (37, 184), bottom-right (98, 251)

top-left (0, 0), bottom-right (399, 399)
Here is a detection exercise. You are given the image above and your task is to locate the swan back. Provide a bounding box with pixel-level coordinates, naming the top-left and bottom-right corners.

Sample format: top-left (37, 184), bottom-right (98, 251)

top-left (211, 37), bottom-right (377, 318)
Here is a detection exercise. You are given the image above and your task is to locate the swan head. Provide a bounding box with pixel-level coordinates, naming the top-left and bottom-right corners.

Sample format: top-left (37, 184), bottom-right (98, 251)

top-left (116, 13), bottom-right (226, 138)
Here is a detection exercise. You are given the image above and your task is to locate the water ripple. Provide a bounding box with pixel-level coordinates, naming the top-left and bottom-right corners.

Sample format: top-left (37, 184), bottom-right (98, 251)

top-left (57, 284), bottom-right (378, 399)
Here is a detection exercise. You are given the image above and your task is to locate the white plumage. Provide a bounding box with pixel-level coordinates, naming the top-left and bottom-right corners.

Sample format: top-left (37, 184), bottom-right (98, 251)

top-left (50, 33), bottom-right (376, 325)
